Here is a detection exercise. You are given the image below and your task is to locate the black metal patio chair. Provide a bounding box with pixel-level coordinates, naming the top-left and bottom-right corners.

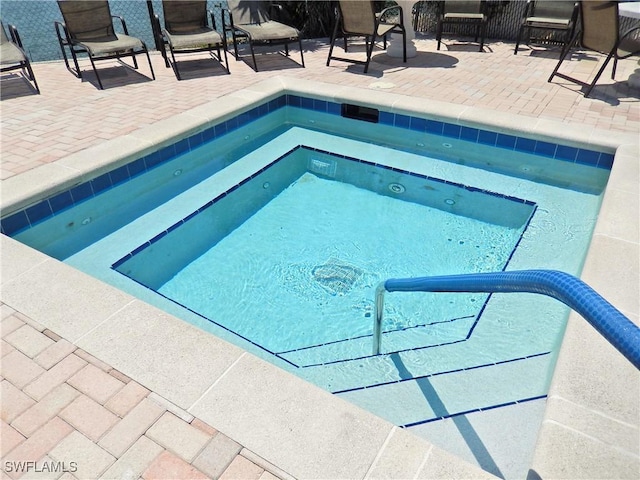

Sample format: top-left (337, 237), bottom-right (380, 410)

top-left (514, 0), bottom-right (579, 55)
top-left (55, 0), bottom-right (155, 89)
top-left (223, 0), bottom-right (304, 72)
top-left (548, 0), bottom-right (640, 97)
top-left (436, 0), bottom-right (488, 52)
top-left (326, 0), bottom-right (406, 74)
top-left (154, 0), bottom-right (229, 80)
top-left (0, 20), bottom-right (40, 94)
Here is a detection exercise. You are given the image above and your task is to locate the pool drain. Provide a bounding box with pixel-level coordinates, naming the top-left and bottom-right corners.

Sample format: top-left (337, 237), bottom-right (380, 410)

top-left (312, 258), bottom-right (363, 295)
top-left (388, 183), bottom-right (405, 194)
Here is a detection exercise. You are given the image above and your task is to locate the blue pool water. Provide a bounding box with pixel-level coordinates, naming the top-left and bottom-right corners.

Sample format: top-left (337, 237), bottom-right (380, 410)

top-left (3, 96), bottom-right (611, 479)
top-left (113, 145), bottom-right (535, 369)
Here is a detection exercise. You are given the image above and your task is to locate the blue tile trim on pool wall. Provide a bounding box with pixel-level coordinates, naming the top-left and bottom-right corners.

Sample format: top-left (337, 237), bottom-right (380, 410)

top-left (1, 93), bottom-right (613, 236)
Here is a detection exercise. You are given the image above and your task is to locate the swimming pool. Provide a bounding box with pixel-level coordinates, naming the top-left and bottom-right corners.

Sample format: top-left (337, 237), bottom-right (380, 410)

top-left (1, 84), bottom-right (616, 478)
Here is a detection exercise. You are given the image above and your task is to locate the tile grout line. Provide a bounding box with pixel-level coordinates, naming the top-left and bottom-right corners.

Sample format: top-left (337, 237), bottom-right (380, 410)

top-left (188, 351), bottom-right (247, 413)
top-left (71, 298), bottom-right (137, 346)
top-left (362, 425), bottom-right (396, 480)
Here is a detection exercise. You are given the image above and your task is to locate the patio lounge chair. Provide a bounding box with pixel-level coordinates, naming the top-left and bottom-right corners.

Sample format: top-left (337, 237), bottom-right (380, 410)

top-left (514, 0), bottom-right (579, 55)
top-left (326, 0), bottom-right (406, 74)
top-left (154, 0), bottom-right (229, 80)
top-left (55, 0), bottom-right (155, 89)
top-left (548, 0), bottom-right (640, 98)
top-left (223, 0), bottom-right (304, 72)
top-left (436, 0), bottom-right (487, 52)
top-left (0, 21), bottom-right (39, 94)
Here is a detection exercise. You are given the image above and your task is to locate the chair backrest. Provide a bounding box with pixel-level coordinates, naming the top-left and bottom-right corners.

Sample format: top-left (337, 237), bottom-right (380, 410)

top-left (226, 0), bottom-right (270, 26)
top-left (580, 0), bottom-right (619, 54)
top-left (338, 0), bottom-right (376, 36)
top-left (444, 0), bottom-right (483, 15)
top-left (532, 0), bottom-right (576, 20)
top-left (162, 0), bottom-right (207, 33)
top-left (57, 0), bottom-right (114, 41)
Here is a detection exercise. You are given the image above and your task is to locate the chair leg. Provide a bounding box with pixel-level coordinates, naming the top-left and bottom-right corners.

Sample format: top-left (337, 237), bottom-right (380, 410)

top-left (157, 32), bottom-right (169, 67)
top-left (232, 31), bottom-right (241, 61)
top-left (479, 22), bottom-right (486, 52)
top-left (514, 25), bottom-right (525, 54)
top-left (402, 30), bottom-right (407, 63)
top-left (23, 60), bottom-right (40, 94)
top-left (436, 20), bottom-right (443, 50)
top-left (69, 46), bottom-right (83, 79)
top-left (221, 42), bottom-right (230, 74)
top-left (548, 30), bottom-right (579, 82)
top-left (162, 44), bottom-right (170, 68)
top-left (169, 45), bottom-right (181, 80)
top-left (88, 55), bottom-right (104, 90)
top-left (143, 46), bottom-right (155, 80)
top-left (612, 56), bottom-right (618, 80)
top-left (298, 38), bottom-right (305, 67)
top-left (249, 41), bottom-right (258, 72)
top-left (363, 35), bottom-right (374, 73)
top-left (585, 50), bottom-right (616, 98)
top-left (326, 17), bottom-right (340, 66)
top-left (57, 38), bottom-right (73, 74)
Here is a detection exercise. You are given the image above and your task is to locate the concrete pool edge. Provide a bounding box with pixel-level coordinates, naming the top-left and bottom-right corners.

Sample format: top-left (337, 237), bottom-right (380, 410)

top-left (1, 77), bottom-right (638, 478)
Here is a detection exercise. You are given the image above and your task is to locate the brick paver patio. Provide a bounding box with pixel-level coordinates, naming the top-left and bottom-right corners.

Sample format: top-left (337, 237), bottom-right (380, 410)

top-left (1, 304), bottom-right (292, 480)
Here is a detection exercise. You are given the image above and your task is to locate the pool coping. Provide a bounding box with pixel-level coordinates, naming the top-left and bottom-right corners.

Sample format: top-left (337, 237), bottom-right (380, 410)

top-left (1, 76), bottom-right (638, 479)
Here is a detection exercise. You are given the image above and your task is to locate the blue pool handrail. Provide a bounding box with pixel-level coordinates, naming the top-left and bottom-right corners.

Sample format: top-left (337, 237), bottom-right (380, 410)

top-left (373, 270), bottom-right (640, 369)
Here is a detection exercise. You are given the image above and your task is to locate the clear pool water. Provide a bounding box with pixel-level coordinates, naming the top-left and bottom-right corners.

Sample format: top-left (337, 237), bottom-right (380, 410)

top-left (8, 101), bottom-right (609, 479)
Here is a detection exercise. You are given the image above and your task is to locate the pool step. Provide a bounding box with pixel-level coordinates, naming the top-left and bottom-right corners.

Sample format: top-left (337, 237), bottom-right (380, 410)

top-left (335, 352), bottom-right (552, 427)
top-left (278, 315), bottom-right (476, 367)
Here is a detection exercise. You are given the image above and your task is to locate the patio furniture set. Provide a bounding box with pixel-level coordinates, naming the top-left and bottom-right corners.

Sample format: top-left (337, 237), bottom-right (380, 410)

top-left (1, 0), bottom-right (639, 98)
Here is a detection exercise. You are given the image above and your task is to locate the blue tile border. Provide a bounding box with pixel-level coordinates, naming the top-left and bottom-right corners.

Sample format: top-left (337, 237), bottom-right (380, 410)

top-left (402, 394), bottom-right (548, 428)
top-left (1, 93), bottom-right (613, 237)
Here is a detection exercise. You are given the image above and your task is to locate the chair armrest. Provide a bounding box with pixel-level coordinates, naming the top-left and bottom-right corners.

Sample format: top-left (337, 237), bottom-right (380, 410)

top-left (54, 20), bottom-right (72, 45)
top-left (8, 24), bottom-right (24, 48)
top-left (111, 15), bottom-right (130, 36)
top-left (269, 3), bottom-right (294, 25)
top-left (208, 9), bottom-right (218, 31)
top-left (620, 25), bottom-right (640, 43)
top-left (570, 1), bottom-right (579, 24)
top-left (379, 5), bottom-right (404, 26)
top-left (221, 7), bottom-right (234, 30)
top-left (522, 0), bottom-right (534, 20)
top-left (152, 13), bottom-right (165, 43)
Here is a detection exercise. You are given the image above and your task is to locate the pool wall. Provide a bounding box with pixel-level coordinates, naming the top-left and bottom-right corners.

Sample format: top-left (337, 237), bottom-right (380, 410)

top-left (1, 77), bottom-right (638, 479)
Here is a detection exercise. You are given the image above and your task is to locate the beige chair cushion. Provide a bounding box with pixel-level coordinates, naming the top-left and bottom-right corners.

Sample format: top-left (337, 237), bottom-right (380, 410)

top-left (163, 27), bottom-right (223, 49)
top-left (78, 33), bottom-right (143, 56)
top-left (0, 40), bottom-right (26, 65)
top-left (235, 21), bottom-right (298, 42)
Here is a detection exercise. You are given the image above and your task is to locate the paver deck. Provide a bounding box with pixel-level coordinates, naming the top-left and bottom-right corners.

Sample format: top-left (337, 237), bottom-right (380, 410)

top-left (1, 35), bottom-right (639, 479)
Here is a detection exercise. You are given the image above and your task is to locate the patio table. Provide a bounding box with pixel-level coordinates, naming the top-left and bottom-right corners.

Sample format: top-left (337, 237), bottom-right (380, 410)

top-left (387, 0), bottom-right (418, 58)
